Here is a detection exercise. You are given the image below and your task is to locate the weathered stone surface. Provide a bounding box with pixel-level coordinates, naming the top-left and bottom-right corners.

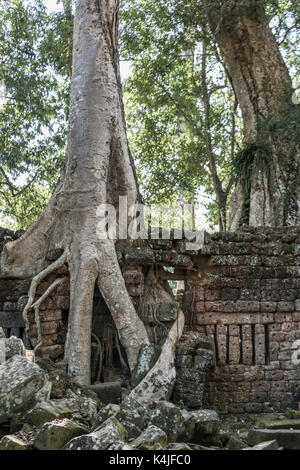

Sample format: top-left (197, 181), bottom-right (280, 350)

top-left (1, 226), bottom-right (300, 417)
top-left (94, 397), bottom-right (150, 436)
top-left (182, 229), bottom-right (300, 414)
top-left (195, 349), bottom-right (214, 369)
top-left (190, 410), bottom-right (220, 445)
top-left (87, 382), bottom-right (121, 404)
top-left (0, 356), bottom-right (51, 424)
top-left (64, 417), bottom-right (127, 450)
top-left (38, 344), bottom-right (64, 361)
top-left (121, 421), bottom-right (142, 439)
top-left (119, 396), bottom-right (150, 428)
top-left (132, 425), bottom-right (168, 450)
top-left (167, 443), bottom-right (191, 450)
top-left (0, 279), bottom-right (31, 302)
top-left (124, 247), bottom-right (155, 264)
top-left (225, 436), bottom-right (245, 450)
top-left (132, 344), bottom-right (160, 387)
top-left (178, 409), bottom-right (196, 442)
top-left (0, 327), bottom-right (5, 338)
top-left (33, 419), bottom-right (88, 450)
top-left (145, 443), bottom-right (165, 450)
top-left (0, 434), bottom-right (30, 450)
top-left (248, 439), bottom-right (279, 450)
top-left (155, 251), bottom-right (192, 268)
top-left (60, 396), bottom-right (98, 425)
top-left (3, 336), bottom-right (25, 362)
top-left (150, 239), bottom-right (173, 250)
top-left (248, 429), bottom-right (300, 450)
top-left (107, 440), bottom-right (134, 450)
top-left (35, 358), bottom-right (100, 404)
top-left (263, 419), bottom-right (300, 430)
top-left (25, 401), bottom-right (70, 428)
top-left (93, 404), bottom-right (121, 430)
top-left (177, 334), bottom-right (213, 355)
top-left (285, 409), bottom-right (300, 419)
top-left (117, 407), bottom-right (148, 432)
top-left (150, 401), bottom-right (185, 442)
top-left (0, 311), bottom-right (25, 328)
top-left (26, 396), bottom-right (97, 428)
top-left (174, 338), bottom-right (213, 408)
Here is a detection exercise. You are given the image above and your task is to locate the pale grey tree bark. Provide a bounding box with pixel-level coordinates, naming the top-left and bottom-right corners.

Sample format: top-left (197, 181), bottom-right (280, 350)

top-left (0, 0), bottom-right (184, 395)
top-left (207, 0), bottom-right (300, 228)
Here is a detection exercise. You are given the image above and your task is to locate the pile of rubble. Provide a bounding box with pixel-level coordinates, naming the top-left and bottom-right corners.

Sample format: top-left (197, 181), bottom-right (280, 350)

top-left (0, 328), bottom-right (299, 451)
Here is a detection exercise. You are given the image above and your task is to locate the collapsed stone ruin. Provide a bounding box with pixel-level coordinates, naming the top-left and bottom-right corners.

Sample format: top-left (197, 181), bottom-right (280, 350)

top-left (0, 225), bottom-right (300, 415)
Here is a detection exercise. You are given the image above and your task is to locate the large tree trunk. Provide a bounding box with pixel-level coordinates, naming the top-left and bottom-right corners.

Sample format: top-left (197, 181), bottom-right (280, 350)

top-left (0, 0), bottom-right (184, 395)
top-left (208, 0), bottom-right (300, 229)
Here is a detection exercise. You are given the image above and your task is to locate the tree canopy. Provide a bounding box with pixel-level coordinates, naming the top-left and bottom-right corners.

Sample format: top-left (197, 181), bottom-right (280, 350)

top-left (0, 0), bottom-right (71, 228)
top-left (0, 0), bottom-right (299, 230)
top-left (121, 0), bottom-right (299, 228)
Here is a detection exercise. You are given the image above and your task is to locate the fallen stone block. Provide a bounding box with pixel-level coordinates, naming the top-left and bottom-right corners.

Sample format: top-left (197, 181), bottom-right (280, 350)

top-left (178, 409), bottom-right (196, 442)
top-left (248, 429), bottom-right (300, 450)
top-left (26, 396), bottom-right (98, 428)
top-left (168, 443), bottom-right (191, 450)
top-left (33, 419), bottom-right (89, 450)
top-left (93, 404), bottom-right (121, 430)
top-left (190, 409), bottom-right (220, 445)
top-left (24, 400), bottom-right (71, 428)
top-left (3, 336), bottom-right (25, 362)
top-left (0, 336), bottom-right (26, 365)
top-left (132, 425), bottom-right (168, 450)
top-left (0, 434), bottom-right (30, 450)
top-left (0, 356), bottom-right (51, 424)
top-left (121, 420), bottom-right (142, 439)
top-left (174, 336), bottom-right (213, 408)
top-left (247, 440), bottom-right (279, 450)
top-left (108, 440), bottom-right (134, 450)
top-left (264, 419), bottom-right (300, 430)
top-left (63, 417), bottom-right (127, 450)
top-left (94, 397), bottom-right (150, 433)
top-left (119, 396), bottom-right (150, 430)
top-left (150, 401), bottom-right (185, 442)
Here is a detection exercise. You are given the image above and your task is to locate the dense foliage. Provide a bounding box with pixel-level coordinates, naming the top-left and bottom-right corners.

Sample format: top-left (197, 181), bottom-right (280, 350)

top-left (0, 0), bottom-right (71, 228)
top-left (120, 0), bottom-right (299, 228)
top-left (0, 0), bottom-right (298, 229)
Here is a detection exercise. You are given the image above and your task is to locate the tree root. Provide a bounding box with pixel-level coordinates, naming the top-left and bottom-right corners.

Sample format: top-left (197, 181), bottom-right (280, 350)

top-left (91, 333), bottom-right (103, 383)
top-left (22, 251), bottom-right (69, 334)
top-left (129, 308), bottom-right (185, 404)
top-left (31, 276), bottom-right (68, 353)
top-left (113, 328), bottom-right (129, 374)
top-left (152, 304), bottom-right (168, 344)
top-left (96, 239), bottom-right (150, 373)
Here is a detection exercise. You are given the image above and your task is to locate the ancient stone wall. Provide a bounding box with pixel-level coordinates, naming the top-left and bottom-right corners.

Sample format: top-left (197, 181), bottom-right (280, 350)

top-left (181, 227), bottom-right (300, 413)
top-left (0, 230), bottom-right (69, 360)
top-left (0, 226), bottom-right (299, 414)
top-left (0, 274), bottom-right (69, 361)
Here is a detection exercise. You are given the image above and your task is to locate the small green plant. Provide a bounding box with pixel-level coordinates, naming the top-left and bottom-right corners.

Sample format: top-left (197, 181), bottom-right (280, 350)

top-left (176, 399), bottom-right (185, 409)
